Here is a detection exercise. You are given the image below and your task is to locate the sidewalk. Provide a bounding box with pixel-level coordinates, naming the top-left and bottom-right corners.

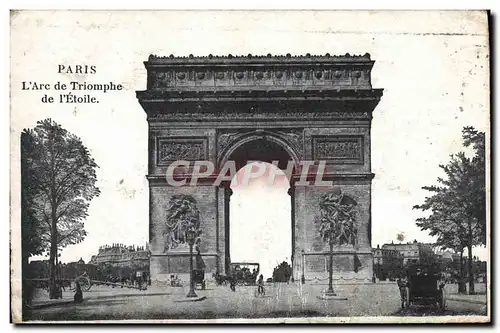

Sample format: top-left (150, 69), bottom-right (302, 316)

top-left (444, 283), bottom-right (487, 305)
top-left (447, 293), bottom-right (487, 305)
top-left (30, 285), bottom-right (172, 309)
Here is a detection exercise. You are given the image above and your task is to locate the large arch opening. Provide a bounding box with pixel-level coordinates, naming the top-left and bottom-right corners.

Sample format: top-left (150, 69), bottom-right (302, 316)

top-left (229, 162), bottom-right (291, 280)
top-left (224, 138), bottom-right (296, 281)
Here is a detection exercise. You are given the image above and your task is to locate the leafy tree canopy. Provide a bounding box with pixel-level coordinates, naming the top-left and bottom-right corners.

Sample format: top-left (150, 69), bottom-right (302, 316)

top-left (272, 261), bottom-right (292, 282)
top-left (413, 126), bottom-right (486, 251)
top-left (21, 118), bottom-right (100, 299)
top-left (21, 118), bottom-right (100, 255)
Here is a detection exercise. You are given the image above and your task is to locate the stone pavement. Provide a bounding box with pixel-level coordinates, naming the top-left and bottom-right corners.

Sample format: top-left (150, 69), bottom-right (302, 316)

top-left (447, 294), bottom-right (487, 305)
top-left (445, 282), bottom-right (487, 295)
top-left (26, 282), bottom-right (488, 321)
top-left (30, 284), bottom-right (171, 309)
top-left (444, 283), bottom-right (488, 305)
top-left (29, 282), bottom-right (401, 320)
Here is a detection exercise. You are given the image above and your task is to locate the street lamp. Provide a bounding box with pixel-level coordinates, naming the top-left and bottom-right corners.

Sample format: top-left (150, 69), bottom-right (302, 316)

top-left (186, 229), bottom-right (198, 298)
top-left (301, 250), bottom-right (306, 284)
top-left (326, 228), bottom-right (336, 296)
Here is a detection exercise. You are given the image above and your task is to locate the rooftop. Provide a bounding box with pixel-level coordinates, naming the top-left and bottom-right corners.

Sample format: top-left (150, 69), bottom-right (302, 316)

top-left (146, 53), bottom-right (373, 64)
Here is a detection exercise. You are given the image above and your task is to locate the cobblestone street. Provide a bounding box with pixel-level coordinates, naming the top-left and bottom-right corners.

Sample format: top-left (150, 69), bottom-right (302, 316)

top-left (26, 282), bottom-right (488, 322)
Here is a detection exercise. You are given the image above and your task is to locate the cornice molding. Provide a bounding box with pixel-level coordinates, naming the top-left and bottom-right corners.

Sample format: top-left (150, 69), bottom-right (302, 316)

top-left (137, 88), bottom-right (383, 102)
top-left (146, 53), bottom-right (373, 64)
top-left (140, 54), bottom-right (380, 92)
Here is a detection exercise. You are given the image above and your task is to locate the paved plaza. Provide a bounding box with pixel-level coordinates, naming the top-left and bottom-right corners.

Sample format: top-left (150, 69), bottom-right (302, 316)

top-left (26, 282), bottom-right (487, 321)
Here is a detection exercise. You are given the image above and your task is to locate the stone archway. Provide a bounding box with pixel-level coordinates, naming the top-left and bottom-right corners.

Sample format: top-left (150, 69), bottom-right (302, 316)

top-left (217, 133), bottom-right (298, 276)
top-left (136, 53), bottom-right (383, 283)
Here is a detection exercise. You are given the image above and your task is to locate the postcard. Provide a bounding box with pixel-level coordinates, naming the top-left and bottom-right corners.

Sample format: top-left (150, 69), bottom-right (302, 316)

top-left (10, 10), bottom-right (490, 323)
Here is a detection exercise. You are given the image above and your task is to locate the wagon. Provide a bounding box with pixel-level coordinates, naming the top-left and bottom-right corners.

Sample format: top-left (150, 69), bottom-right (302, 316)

top-left (71, 274), bottom-right (146, 291)
top-left (230, 262), bottom-right (260, 286)
top-left (72, 275), bottom-right (92, 291)
top-left (213, 272), bottom-right (230, 286)
top-left (402, 263), bottom-right (446, 310)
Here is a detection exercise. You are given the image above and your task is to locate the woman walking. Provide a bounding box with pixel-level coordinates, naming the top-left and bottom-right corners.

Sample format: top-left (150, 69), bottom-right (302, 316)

top-left (256, 274), bottom-right (265, 297)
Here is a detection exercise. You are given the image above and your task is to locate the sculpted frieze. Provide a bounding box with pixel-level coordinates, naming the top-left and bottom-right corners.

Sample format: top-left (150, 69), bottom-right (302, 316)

top-left (312, 136), bottom-right (364, 164)
top-left (157, 138), bottom-right (208, 164)
top-left (149, 67), bottom-right (371, 89)
top-left (149, 110), bottom-right (371, 121)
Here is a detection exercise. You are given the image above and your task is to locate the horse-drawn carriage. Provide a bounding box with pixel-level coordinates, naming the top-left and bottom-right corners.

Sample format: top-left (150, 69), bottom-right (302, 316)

top-left (230, 262), bottom-right (260, 286)
top-left (72, 275), bottom-right (92, 291)
top-left (213, 272), bottom-right (230, 286)
top-left (70, 272), bottom-right (147, 291)
top-left (212, 262), bottom-right (260, 287)
top-left (401, 263), bottom-right (446, 310)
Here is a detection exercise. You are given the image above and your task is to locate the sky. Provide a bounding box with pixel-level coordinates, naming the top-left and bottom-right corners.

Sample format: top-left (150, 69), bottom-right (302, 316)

top-left (229, 163), bottom-right (291, 279)
top-left (10, 11), bottom-right (489, 269)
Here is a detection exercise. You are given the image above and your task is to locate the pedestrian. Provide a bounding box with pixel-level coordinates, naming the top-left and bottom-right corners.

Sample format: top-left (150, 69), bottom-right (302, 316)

top-left (74, 281), bottom-right (83, 304)
top-left (230, 271), bottom-right (236, 292)
top-left (142, 272), bottom-right (148, 290)
top-left (256, 274), bottom-right (265, 296)
top-left (55, 282), bottom-right (63, 299)
top-left (136, 271), bottom-right (143, 290)
top-left (397, 276), bottom-right (407, 308)
top-left (195, 247), bottom-right (206, 270)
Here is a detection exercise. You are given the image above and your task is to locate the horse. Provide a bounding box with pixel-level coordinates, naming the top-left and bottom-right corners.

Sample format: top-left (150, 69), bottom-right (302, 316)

top-left (213, 272), bottom-right (229, 286)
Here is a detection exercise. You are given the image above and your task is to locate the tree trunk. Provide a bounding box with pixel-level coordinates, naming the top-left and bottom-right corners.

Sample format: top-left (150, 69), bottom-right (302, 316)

top-left (467, 218), bottom-right (475, 295)
top-left (49, 208), bottom-right (58, 299)
top-left (458, 251), bottom-right (466, 294)
top-left (467, 244), bottom-right (475, 294)
top-left (22, 253), bottom-right (32, 320)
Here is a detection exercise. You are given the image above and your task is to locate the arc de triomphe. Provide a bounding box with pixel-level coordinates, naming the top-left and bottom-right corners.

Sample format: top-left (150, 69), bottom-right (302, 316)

top-left (136, 53), bottom-right (383, 283)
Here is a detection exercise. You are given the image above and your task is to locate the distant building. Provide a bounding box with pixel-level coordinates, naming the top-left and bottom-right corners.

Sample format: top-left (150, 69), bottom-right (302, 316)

top-left (89, 243), bottom-right (150, 267)
top-left (382, 239), bottom-right (434, 265)
top-left (89, 243), bottom-right (151, 280)
top-left (28, 258), bottom-right (97, 281)
top-left (433, 250), bottom-right (487, 283)
top-left (372, 245), bottom-right (404, 280)
top-left (63, 258), bottom-right (97, 279)
top-left (435, 250), bottom-right (460, 263)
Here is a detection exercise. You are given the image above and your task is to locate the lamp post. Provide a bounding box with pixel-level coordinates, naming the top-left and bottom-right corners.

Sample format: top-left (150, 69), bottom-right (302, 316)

top-left (326, 227), bottom-right (336, 296)
top-left (186, 229), bottom-right (198, 298)
top-left (301, 250), bottom-right (306, 284)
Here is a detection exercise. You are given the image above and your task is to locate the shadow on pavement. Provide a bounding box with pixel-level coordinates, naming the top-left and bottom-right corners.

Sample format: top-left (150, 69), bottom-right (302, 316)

top-left (392, 307), bottom-right (485, 317)
top-left (25, 310), bottom-right (327, 321)
top-left (81, 299), bottom-right (129, 307)
top-left (86, 293), bottom-right (173, 301)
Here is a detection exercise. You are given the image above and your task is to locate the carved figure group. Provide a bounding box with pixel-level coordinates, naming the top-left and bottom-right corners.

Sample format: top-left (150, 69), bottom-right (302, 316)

top-left (164, 195), bottom-right (202, 251)
top-left (318, 188), bottom-right (358, 246)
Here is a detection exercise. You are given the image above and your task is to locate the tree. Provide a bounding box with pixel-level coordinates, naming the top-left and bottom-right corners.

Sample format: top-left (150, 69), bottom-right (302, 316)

top-left (413, 126), bottom-right (486, 294)
top-left (414, 196), bottom-right (468, 292)
top-left (318, 188), bottom-right (358, 295)
top-left (396, 232), bottom-right (405, 243)
top-left (272, 261), bottom-right (292, 282)
top-left (21, 131), bottom-right (45, 315)
top-left (462, 126), bottom-right (486, 245)
top-left (21, 119), bottom-right (100, 299)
